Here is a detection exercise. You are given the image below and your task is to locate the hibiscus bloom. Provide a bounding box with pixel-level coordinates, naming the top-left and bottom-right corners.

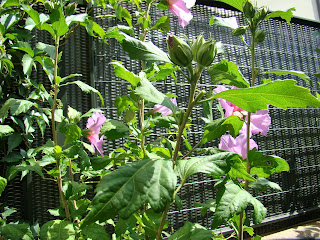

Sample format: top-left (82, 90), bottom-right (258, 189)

top-left (219, 133), bottom-right (258, 159)
top-left (86, 112), bottom-right (106, 156)
top-left (153, 98), bottom-right (177, 116)
top-left (213, 85), bottom-right (271, 136)
top-left (167, 0), bottom-right (196, 28)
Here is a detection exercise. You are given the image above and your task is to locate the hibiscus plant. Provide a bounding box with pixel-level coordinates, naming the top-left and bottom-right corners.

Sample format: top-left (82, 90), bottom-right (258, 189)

top-left (0, 0), bottom-right (319, 239)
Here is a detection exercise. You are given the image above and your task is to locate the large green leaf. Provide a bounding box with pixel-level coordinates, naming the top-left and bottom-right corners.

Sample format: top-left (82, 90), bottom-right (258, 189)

top-left (213, 80), bottom-right (320, 113)
top-left (168, 222), bottom-right (215, 240)
top-left (82, 159), bottom-right (177, 226)
top-left (216, 0), bottom-right (245, 11)
top-left (39, 220), bottom-right (75, 240)
top-left (22, 54), bottom-right (34, 75)
top-left (8, 133), bottom-right (22, 153)
top-left (212, 181), bottom-right (266, 229)
top-left (110, 61), bottom-right (141, 87)
top-left (61, 81), bottom-right (104, 106)
top-left (121, 35), bottom-right (170, 62)
top-left (249, 177), bottom-right (282, 192)
top-left (0, 223), bottom-right (33, 240)
top-left (265, 70), bottom-right (312, 86)
top-left (209, 16), bottom-right (238, 29)
top-left (0, 125), bottom-right (14, 138)
top-left (135, 77), bottom-right (179, 113)
top-left (65, 13), bottom-right (88, 26)
top-left (266, 8), bottom-right (296, 24)
top-left (209, 60), bottom-right (249, 88)
top-left (82, 223), bottom-right (110, 240)
top-left (100, 119), bottom-right (129, 140)
top-left (0, 98), bottom-right (37, 119)
top-left (0, 176), bottom-right (7, 196)
top-left (200, 116), bottom-right (244, 145)
top-left (176, 152), bottom-right (236, 181)
top-left (228, 156), bottom-right (256, 182)
top-left (49, 6), bottom-right (68, 37)
top-left (249, 149), bottom-right (289, 178)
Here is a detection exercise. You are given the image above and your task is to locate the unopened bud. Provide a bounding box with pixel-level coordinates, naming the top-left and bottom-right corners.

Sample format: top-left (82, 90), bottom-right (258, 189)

top-left (167, 35), bottom-right (193, 67)
top-left (243, 0), bottom-right (255, 19)
top-left (258, 7), bottom-right (268, 21)
top-left (191, 35), bottom-right (205, 61)
top-left (196, 39), bottom-right (217, 67)
top-left (254, 29), bottom-right (266, 43)
top-left (232, 26), bottom-right (248, 36)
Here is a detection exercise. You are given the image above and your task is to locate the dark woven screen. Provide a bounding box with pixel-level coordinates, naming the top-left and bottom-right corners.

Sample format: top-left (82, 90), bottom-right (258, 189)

top-left (92, 1), bottom-right (320, 235)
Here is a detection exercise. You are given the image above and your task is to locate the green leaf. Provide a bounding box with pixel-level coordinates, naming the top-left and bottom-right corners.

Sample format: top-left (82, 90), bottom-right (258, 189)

top-left (0, 125), bottom-right (14, 138)
top-left (266, 8), bottom-right (296, 24)
top-left (81, 19), bottom-right (106, 40)
top-left (212, 181), bottom-right (266, 229)
top-left (11, 41), bottom-right (34, 57)
top-left (65, 13), bottom-right (88, 26)
top-left (0, 223), bottom-right (32, 240)
top-left (82, 159), bottom-right (177, 226)
top-left (15, 161), bottom-right (44, 178)
top-left (22, 54), bottom-right (34, 75)
top-left (209, 60), bottom-right (249, 88)
top-left (121, 34), bottom-right (170, 62)
top-left (67, 106), bottom-right (81, 124)
top-left (200, 116), bottom-right (244, 145)
top-left (213, 80), bottom-right (320, 113)
top-left (176, 152), bottom-right (236, 181)
top-left (151, 16), bottom-right (170, 33)
top-left (21, 4), bottom-right (40, 26)
top-left (0, 98), bottom-right (37, 119)
top-left (8, 133), bottom-right (23, 153)
top-left (215, 0), bottom-right (245, 11)
top-left (62, 80), bottom-right (104, 106)
top-left (100, 119), bottom-right (129, 140)
top-left (64, 124), bottom-right (82, 145)
top-left (49, 6), bottom-right (68, 37)
top-left (2, 152), bottom-right (23, 163)
top-left (168, 222), bottom-right (215, 240)
top-left (110, 61), bottom-right (141, 87)
top-left (0, 176), bottom-right (7, 196)
top-left (82, 223), bottom-right (110, 240)
top-left (35, 42), bottom-right (56, 59)
top-left (39, 220), bottom-right (75, 240)
top-left (135, 77), bottom-right (179, 113)
top-left (265, 70), bottom-right (312, 86)
top-left (228, 155), bottom-right (256, 182)
top-left (60, 73), bottom-right (82, 84)
top-left (249, 177), bottom-right (282, 192)
top-left (249, 149), bottom-right (289, 178)
top-left (1, 0), bottom-right (20, 8)
top-left (209, 16), bottom-right (238, 29)
top-left (115, 95), bottom-right (138, 116)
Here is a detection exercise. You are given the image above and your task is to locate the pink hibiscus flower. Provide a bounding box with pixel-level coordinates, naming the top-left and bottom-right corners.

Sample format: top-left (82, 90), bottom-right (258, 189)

top-left (86, 112), bottom-right (106, 156)
top-left (153, 98), bottom-right (178, 116)
top-left (167, 0), bottom-right (196, 28)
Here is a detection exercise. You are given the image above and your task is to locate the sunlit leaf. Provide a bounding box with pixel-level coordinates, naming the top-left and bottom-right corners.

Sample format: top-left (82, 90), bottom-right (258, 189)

top-left (39, 220), bottom-right (75, 240)
top-left (168, 222), bottom-right (215, 240)
top-left (151, 16), bottom-right (170, 33)
top-left (0, 223), bottom-right (33, 240)
top-left (100, 119), bottom-right (129, 140)
top-left (265, 70), bottom-right (312, 86)
top-left (82, 223), bottom-right (110, 240)
top-left (213, 80), bottom-right (320, 113)
top-left (209, 16), bottom-right (238, 29)
top-left (249, 177), bottom-right (282, 192)
top-left (266, 8), bottom-right (296, 24)
top-left (0, 125), bottom-right (14, 138)
top-left (49, 6), bottom-right (68, 37)
top-left (110, 61), bottom-right (141, 87)
top-left (215, 0), bottom-right (245, 11)
top-left (0, 176), bottom-right (7, 196)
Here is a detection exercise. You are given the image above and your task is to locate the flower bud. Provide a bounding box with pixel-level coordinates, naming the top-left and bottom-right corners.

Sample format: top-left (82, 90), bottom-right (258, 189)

top-left (167, 35), bottom-right (193, 67)
top-left (258, 7), bottom-right (268, 21)
top-left (243, 0), bottom-right (255, 19)
top-left (232, 26), bottom-right (248, 36)
top-left (191, 35), bottom-right (205, 61)
top-left (254, 29), bottom-right (266, 43)
top-left (196, 39), bottom-right (217, 67)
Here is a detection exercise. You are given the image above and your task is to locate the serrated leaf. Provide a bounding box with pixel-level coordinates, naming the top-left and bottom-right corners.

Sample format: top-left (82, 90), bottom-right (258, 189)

top-left (0, 223), bottom-right (32, 240)
top-left (39, 220), bottom-right (75, 240)
top-left (213, 80), bottom-right (320, 113)
top-left (110, 61), bottom-right (141, 87)
top-left (49, 6), bottom-right (68, 37)
top-left (265, 70), bottom-right (312, 86)
top-left (135, 77), bottom-right (179, 113)
top-left (150, 16), bottom-right (170, 33)
top-left (216, 0), bottom-right (245, 11)
top-left (82, 223), bottom-right (110, 240)
top-left (212, 181), bottom-right (266, 229)
top-left (176, 152), bottom-right (236, 181)
top-left (100, 119), bottom-right (129, 140)
top-left (209, 16), bottom-right (238, 29)
top-left (228, 156), bottom-right (256, 182)
top-left (0, 98), bottom-right (37, 117)
top-left (0, 176), bottom-right (7, 196)
top-left (0, 125), bottom-right (14, 137)
top-left (82, 159), bottom-right (177, 226)
top-left (121, 34), bottom-right (170, 62)
top-left (62, 81), bottom-right (104, 106)
top-left (200, 116), bottom-right (244, 145)
top-left (249, 149), bottom-right (289, 178)
top-left (209, 60), bottom-right (249, 88)
top-left (266, 8), bottom-right (296, 24)
top-left (249, 177), bottom-right (282, 192)
top-left (168, 222), bottom-right (215, 240)
top-left (64, 124), bottom-right (81, 145)
top-left (15, 162), bottom-right (44, 178)
top-left (8, 133), bottom-right (22, 153)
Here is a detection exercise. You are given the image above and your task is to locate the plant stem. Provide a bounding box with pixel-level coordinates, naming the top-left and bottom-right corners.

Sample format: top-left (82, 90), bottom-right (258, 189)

top-left (52, 36), bottom-right (71, 222)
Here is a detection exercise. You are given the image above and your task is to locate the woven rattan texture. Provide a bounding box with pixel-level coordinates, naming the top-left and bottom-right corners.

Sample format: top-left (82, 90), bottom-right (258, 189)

top-left (92, 2), bottom-right (320, 233)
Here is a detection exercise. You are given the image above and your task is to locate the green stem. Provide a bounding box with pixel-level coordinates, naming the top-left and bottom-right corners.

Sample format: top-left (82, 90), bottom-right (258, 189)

top-left (52, 36), bottom-right (71, 222)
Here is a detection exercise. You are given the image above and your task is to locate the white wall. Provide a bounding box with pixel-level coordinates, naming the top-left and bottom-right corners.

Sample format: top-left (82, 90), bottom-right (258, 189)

top-left (254, 0), bottom-right (320, 21)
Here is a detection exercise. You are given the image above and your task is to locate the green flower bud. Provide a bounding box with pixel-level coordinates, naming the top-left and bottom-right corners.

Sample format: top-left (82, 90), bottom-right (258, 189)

top-left (232, 26), bottom-right (248, 36)
top-left (243, 0), bottom-right (255, 19)
top-left (191, 35), bottom-right (205, 61)
top-left (167, 35), bottom-right (193, 67)
top-left (44, 1), bottom-right (54, 10)
top-left (196, 39), bottom-right (217, 67)
top-left (254, 29), bottom-right (266, 43)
